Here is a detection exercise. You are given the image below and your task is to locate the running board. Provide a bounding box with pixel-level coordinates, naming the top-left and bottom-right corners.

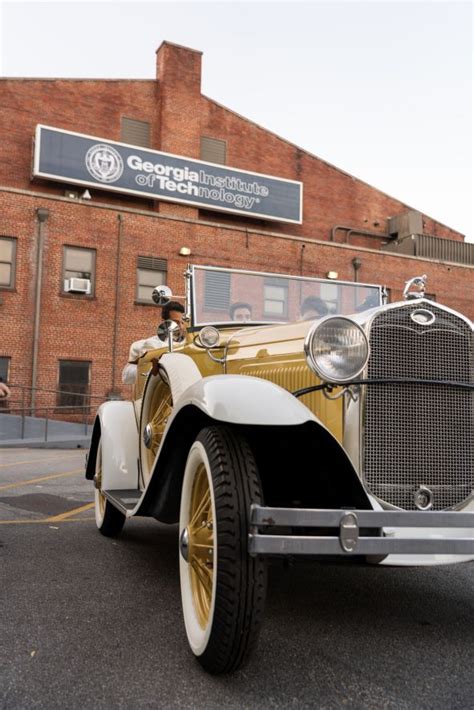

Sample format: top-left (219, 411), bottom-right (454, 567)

top-left (104, 490), bottom-right (143, 514)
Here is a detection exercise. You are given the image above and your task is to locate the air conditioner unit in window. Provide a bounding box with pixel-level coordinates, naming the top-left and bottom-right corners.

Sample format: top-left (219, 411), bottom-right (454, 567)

top-left (64, 278), bottom-right (91, 295)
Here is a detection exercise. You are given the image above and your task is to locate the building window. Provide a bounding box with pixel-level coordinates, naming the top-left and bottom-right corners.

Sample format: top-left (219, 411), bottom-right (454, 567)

top-left (200, 136), bottom-right (226, 165)
top-left (57, 360), bottom-right (91, 410)
top-left (136, 256), bottom-right (167, 303)
top-left (0, 237), bottom-right (17, 289)
top-left (62, 246), bottom-right (96, 295)
top-left (0, 356), bottom-right (11, 410)
top-left (264, 277), bottom-right (288, 318)
top-left (121, 117), bottom-right (151, 147)
top-left (204, 270), bottom-right (231, 311)
top-left (0, 356), bottom-right (10, 383)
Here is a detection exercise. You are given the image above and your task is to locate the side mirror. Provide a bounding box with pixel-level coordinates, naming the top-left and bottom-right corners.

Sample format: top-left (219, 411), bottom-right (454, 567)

top-left (152, 285), bottom-right (173, 306)
top-left (157, 319), bottom-right (180, 340)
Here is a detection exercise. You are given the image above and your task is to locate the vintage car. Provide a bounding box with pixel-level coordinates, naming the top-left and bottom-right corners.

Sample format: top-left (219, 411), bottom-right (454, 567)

top-left (85, 265), bottom-right (474, 674)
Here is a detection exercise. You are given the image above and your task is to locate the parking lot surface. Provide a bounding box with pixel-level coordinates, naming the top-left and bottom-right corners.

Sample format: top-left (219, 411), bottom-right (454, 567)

top-left (1, 448), bottom-right (473, 709)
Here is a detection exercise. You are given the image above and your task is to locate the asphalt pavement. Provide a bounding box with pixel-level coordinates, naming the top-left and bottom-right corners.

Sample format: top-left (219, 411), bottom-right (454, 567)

top-left (1, 449), bottom-right (473, 709)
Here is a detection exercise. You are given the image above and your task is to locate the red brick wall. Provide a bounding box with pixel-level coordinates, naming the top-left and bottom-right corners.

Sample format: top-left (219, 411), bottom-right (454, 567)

top-left (0, 42), bottom-right (464, 243)
top-left (1, 190), bottom-right (472, 412)
top-left (0, 42), bottom-right (471, 415)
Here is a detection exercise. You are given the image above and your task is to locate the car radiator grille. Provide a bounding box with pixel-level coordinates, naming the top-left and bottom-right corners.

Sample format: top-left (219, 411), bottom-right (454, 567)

top-left (363, 303), bottom-right (473, 510)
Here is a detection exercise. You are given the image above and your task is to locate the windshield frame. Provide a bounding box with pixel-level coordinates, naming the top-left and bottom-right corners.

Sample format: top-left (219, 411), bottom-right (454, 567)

top-left (188, 264), bottom-right (383, 329)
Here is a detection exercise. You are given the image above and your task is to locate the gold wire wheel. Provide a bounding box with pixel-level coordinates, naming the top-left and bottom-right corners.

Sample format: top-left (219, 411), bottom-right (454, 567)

top-left (94, 439), bottom-right (126, 537)
top-left (94, 443), bottom-right (106, 521)
top-left (188, 463), bottom-right (214, 629)
top-left (97, 489), bottom-right (106, 518)
top-left (143, 380), bottom-right (172, 478)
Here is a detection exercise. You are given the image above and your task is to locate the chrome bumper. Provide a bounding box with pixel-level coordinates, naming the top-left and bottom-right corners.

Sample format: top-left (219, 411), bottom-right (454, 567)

top-left (248, 505), bottom-right (474, 556)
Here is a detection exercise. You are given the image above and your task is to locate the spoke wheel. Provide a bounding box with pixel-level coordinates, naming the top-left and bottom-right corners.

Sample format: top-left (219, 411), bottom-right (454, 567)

top-left (140, 376), bottom-right (172, 486)
top-left (94, 439), bottom-right (126, 537)
top-left (179, 426), bottom-right (267, 674)
top-left (188, 463), bottom-right (214, 628)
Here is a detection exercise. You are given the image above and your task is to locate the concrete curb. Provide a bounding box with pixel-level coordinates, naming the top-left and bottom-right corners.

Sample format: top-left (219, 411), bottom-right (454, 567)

top-left (0, 436), bottom-right (91, 449)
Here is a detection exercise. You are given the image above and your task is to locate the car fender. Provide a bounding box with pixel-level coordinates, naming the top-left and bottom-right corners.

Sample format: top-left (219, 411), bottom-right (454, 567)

top-left (171, 374), bottom-right (319, 426)
top-left (138, 372), bottom-right (371, 521)
top-left (85, 400), bottom-right (139, 490)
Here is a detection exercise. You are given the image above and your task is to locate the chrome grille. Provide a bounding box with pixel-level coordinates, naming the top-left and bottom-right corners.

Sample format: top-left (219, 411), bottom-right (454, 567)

top-left (363, 304), bottom-right (473, 510)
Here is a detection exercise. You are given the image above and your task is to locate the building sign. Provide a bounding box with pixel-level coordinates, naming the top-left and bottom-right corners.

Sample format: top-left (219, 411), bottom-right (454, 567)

top-left (33, 125), bottom-right (303, 224)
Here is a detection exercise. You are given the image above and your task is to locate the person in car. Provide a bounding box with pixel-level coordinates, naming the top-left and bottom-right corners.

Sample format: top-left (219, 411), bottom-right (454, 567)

top-left (229, 302), bottom-right (252, 322)
top-left (122, 301), bottom-right (186, 385)
top-left (300, 295), bottom-right (329, 320)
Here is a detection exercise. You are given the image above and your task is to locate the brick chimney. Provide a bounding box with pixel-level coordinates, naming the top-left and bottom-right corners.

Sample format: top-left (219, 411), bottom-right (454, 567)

top-left (156, 41), bottom-right (202, 158)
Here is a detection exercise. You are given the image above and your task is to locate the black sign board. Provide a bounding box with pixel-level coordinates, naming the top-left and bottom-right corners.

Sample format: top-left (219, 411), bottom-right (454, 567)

top-left (33, 125), bottom-right (303, 223)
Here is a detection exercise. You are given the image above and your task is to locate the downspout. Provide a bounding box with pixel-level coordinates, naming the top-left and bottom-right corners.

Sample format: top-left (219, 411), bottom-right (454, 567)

top-left (110, 213), bottom-right (124, 397)
top-left (31, 207), bottom-right (49, 414)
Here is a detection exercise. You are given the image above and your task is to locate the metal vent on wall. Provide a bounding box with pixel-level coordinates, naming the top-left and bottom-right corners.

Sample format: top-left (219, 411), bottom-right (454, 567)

top-left (121, 118), bottom-right (151, 148)
top-left (137, 256), bottom-right (167, 272)
top-left (200, 136), bottom-right (226, 165)
top-left (382, 234), bottom-right (474, 266)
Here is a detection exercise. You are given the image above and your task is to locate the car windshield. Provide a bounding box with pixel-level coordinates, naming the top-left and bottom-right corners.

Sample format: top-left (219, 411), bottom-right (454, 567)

top-left (191, 266), bottom-right (382, 327)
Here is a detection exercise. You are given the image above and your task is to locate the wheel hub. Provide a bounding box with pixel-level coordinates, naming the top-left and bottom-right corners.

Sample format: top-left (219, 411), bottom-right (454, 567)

top-left (143, 423), bottom-right (154, 449)
top-left (180, 526), bottom-right (190, 562)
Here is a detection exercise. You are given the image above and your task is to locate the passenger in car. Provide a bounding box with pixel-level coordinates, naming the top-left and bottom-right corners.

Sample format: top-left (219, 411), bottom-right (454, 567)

top-left (121, 301), bottom-right (186, 385)
top-left (300, 296), bottom-right (329, 320)
top-left (229, 302), bottom-right (252, 322)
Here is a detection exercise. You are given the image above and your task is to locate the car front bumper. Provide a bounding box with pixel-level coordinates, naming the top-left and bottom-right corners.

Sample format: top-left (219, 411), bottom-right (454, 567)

top-left (248, 505), bottom-right (474, 557)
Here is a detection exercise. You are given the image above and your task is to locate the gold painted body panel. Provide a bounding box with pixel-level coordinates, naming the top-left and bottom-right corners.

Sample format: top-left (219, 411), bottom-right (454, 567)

top-left (133, 320), bottom-right (343, 442)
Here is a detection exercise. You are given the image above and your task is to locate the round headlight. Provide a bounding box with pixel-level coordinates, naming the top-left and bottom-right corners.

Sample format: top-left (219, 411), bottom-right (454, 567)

top-left (304, 317), bottom-right (369, 383)
top-left (198, 326), bottom-right (220, 348)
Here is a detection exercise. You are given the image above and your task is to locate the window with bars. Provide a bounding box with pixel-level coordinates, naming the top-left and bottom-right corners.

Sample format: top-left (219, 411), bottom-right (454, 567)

top-left (57, 360), bottom-right (91, 410)
top-left (204, 270), bottom-right (231, 311)
top-left (136, 256), bottom-right (167, 303)
top-left (264, 277), bottom-right (288, 318)
top-left (121, 117), bottom-right (151, 147)
top-left (0, 237), bottom-right (17, 289)
top-left (200, 136), bottom-right (226, 165)
top-left (62, 246), bottom-right (96, 295)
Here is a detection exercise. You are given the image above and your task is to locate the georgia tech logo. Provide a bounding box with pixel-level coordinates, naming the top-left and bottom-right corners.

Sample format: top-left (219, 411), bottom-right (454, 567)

top-left (85, 144), bottom-right (124, 183)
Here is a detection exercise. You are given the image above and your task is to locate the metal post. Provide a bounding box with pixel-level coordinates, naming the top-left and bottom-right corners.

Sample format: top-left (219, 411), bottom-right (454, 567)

top-left (31, 208), bottom-right (49, 414)
top-left (44, 415), bottom-right (49, 442)
top-left (21, 386), bottom-right (26, 439)
top-left (110, 214), bottom-right (124, 396)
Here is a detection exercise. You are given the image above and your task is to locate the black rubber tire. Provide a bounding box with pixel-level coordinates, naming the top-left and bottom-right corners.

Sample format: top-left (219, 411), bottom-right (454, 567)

top-left (96, 495), bottom-right (126, 538)
top-left (179, 425), bottom-right (267, 674)
top-left (94, 439), bottom-right (126, 538)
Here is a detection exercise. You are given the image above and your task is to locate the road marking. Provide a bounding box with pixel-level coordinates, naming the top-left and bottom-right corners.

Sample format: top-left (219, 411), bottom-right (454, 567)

top-left (0, 517), bottom-right (95, 525)
top-left (0, 453), bottom-right (83, 469)
top-left (0, 468), bottom-right (83, 491)
top-left (47, 502), bottom-right (95, 521)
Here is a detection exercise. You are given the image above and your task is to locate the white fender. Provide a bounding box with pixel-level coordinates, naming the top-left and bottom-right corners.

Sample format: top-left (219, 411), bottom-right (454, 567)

top-left (96, 400), bottom-right (139, 490)
top-left (159, 353), bottom-right (202, 400)
top-left (171, 374), bottom-right (320, 427)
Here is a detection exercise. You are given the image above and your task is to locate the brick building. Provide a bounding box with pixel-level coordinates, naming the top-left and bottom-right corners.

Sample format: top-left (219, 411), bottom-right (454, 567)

top-left (0, 41), bottom-right (472, 415)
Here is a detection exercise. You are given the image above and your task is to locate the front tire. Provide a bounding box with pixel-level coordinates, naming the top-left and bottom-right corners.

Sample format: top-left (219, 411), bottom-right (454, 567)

top-left (179, 426), bottom-right (267, 674)
top-left (94, 439), bottom-right (126, 537)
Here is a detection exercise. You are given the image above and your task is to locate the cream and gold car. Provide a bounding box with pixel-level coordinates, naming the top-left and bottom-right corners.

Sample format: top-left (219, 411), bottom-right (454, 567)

top-left (86, 265), bottom-right (474, 674)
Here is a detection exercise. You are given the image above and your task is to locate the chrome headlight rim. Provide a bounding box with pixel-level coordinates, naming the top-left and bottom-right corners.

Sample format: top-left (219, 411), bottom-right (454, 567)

top-left (304, 316), bottom-right (369, 384)
top-left (198, 325), bottom-right (221, 349)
